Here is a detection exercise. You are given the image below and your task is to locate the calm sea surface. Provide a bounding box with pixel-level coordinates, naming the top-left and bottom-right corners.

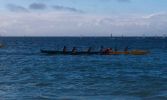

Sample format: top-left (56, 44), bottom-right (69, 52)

top-left (0, 37), bottom-right (167, 100)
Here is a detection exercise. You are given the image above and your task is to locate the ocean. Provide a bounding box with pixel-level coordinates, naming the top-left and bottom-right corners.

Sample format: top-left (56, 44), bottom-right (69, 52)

top-left (0, 37), bottom-right (167, 100)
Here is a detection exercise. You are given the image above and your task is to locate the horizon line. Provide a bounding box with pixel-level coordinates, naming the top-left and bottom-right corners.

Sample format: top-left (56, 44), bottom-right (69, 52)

top-left (0, 35), bottom-right (166, 38)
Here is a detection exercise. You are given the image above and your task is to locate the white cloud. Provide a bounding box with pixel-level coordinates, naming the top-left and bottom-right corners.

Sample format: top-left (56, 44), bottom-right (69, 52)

top-left (0, 12), bottom-right (167, 36)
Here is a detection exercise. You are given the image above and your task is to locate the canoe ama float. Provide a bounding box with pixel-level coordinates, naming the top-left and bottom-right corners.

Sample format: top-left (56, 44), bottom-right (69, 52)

top-left (40, 49), bottom-right (149, 55)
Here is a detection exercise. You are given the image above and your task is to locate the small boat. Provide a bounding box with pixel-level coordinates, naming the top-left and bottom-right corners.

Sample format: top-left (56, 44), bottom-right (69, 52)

top-left (40, 49), bottom-right (149, 55)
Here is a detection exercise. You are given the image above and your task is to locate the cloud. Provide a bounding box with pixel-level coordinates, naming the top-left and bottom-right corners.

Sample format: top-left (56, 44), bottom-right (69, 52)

top-left (6, 4), bottom-right (29, 12)
top-left (0, 12), bottom-right (167, 36)
top-left (29, 3), bottom-right (47, 10)
top-left (52, 5), bottom-right (83, 13)
top-left (6, 3), bottom-right (83, 13)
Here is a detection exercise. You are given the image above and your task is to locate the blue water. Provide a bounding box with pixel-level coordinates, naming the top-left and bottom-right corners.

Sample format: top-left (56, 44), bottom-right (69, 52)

top-left (0, 37), bottom-right (167, 100)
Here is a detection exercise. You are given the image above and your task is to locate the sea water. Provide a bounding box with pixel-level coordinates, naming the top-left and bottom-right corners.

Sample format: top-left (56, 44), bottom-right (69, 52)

top-left (0, 37), bottom-right (167, 100)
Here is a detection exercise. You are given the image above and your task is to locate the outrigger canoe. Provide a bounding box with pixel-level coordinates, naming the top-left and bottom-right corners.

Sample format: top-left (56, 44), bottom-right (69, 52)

top-left (40, 49), bottom-right (149, 55)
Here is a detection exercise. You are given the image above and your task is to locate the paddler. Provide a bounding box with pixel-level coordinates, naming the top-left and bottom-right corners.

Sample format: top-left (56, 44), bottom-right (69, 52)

top-left (124, 46), bottom-right (128, 52)
top-left (87, 47), bottom-right (92, 53)
top-left (63, 46), bottom-right (67, 53)
top-left (72, 47), bottom-right (77, 54)
top-left (124, 46), bottom-right (130, 54)
top-left (104, 48), bottom-right (113, 55)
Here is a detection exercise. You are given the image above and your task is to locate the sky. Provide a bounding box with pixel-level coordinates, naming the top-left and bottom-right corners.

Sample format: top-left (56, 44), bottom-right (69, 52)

top-left (0, 0), bottom-right (167, 36)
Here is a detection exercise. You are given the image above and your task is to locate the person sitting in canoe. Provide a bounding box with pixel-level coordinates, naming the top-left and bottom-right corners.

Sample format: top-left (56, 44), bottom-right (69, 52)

top-left (63, 46), bottom-right (67, 53)
top-left (72, 47), bottom-right (77, 54)
top-left (124, 46), bottom-right (130, 54)
top-left (87, 47), bottom-right (92, 53)
top-left (104, 48), bottom-right (113, 55)
top-left (124, 46), bottom-right (128, 52)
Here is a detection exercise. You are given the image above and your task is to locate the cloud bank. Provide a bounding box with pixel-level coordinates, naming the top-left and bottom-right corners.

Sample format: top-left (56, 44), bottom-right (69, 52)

top-left (0, 12), bottom-right (167, 36)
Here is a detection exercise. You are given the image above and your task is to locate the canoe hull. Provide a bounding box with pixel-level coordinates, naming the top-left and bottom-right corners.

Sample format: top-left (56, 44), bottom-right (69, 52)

top-left (40, 50), bottom-right (99, 55)
top-left (41, 49), bottom-right (149, 55)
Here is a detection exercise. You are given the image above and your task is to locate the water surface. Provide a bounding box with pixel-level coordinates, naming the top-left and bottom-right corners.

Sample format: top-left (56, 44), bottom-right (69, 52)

top-left (0, 37), bottom-right (167, 100)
